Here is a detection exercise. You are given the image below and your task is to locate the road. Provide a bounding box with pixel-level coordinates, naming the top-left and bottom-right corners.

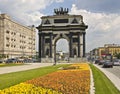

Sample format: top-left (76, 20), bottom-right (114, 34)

top-left (93, 64), bottom-right (120, 91)
top-left (98, 64), bottom-right (120, 79)
top-left (0, 63), bottom-right (53, 74)
top-left (103, 66), bottom-right (120, 79)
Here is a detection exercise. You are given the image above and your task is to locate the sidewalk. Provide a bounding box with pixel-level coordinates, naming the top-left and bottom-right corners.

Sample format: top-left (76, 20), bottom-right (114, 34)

top-left (94, 64), bottom-right (120, 91)
top-left (0, 63), bottom-right (53, 74)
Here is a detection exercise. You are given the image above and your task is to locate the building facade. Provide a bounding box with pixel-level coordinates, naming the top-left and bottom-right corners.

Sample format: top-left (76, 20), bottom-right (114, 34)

top-left (90, 44), bottom-right (120, 59)
top-left (0, 14), bottom-right (36, 59)
top-left (104, 44), bottom-right (120, 57)
top-left (37, 8), bottom-right (88, 63)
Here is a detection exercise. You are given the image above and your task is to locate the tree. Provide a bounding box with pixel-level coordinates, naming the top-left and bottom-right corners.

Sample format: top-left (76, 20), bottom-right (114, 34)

top-left (114, 53), bottom-right (120, 59)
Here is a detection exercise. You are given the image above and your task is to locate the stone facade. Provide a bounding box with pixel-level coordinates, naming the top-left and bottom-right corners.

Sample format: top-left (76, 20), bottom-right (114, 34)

top-left (90, 44), bottom-right (120, 59)
top-left (37, 8), bottom-right (88, 63)
top-left (0, 14), bottom-right (36, 59)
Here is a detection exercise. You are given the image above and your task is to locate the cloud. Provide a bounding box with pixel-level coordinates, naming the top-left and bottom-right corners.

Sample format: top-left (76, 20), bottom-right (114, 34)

top-left (0, 0), bottom-right (64, 26)
top-left (75, 0), bottom-right (120, 13)
top-left (0, 0), bottom-right (48, 26)
top-left (1, 1), bottom-right (120, 53)
top-left (55, 0), bottom-right (64, 3)
top-left (0, 0), bottom-right (65, 51)
top-left (70, 4), bottom-right (120, 52)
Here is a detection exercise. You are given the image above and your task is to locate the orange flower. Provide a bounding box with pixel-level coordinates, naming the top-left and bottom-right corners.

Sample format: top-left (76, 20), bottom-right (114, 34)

top-left (26, 63), bottom-right (90, 94)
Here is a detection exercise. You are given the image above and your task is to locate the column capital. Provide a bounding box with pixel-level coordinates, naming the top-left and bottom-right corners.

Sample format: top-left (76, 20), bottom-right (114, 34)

top-left (83, 32), bottom-right (86, 35)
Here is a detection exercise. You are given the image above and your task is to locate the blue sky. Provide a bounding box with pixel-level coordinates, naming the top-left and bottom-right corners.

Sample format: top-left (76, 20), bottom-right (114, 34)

top-left (41, 0), bottom-right (74, 15)
top-left (76, 0), bottom-right (120, 13)
top-left (0, 0), bottom-right (120, 52)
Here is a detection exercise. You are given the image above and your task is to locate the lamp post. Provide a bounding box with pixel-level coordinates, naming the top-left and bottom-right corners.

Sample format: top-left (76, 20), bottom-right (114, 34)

top-left (53, 45), bottom-right (56, 66)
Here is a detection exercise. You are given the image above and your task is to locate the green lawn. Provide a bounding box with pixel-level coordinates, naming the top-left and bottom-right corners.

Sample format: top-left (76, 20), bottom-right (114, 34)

top-left (89, 64), bottom-right (120, 94)
top-left (0, 64), bottom-right (69, 90)
top-left (0, 63), bottom-right (25, 67)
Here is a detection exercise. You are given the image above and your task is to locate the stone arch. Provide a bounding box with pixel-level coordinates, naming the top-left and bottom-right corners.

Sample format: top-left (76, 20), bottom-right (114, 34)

top-left (37, 8), bottom-right (88, 63)
top-left (53, 33), bottom-right (69, 45)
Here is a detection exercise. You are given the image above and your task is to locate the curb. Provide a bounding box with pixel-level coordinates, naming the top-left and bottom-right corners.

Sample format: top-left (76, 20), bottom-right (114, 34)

top-left (90, 68), bottom-right (95, 94)
top-left (94, 64), bottom-right (120, 91)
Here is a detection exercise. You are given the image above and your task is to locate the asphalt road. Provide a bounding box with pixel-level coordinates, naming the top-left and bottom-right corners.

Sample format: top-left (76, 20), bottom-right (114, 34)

top-left (0, 63), bottom-right (53, 74)
top-left (103, 66), bottom-right (120, 79)
top-left (98, 64), bottom-right (120, 79)
top-left (94, 64), bottom-right (120, 91)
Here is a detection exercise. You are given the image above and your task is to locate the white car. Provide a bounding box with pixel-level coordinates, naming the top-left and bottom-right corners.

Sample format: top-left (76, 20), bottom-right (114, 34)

top-left (113, 59), bottom-right (120, 66)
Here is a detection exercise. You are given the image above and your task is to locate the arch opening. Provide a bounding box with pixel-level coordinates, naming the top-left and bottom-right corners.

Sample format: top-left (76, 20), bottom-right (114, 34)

top-left (55, 38), bottom-right (69, 63)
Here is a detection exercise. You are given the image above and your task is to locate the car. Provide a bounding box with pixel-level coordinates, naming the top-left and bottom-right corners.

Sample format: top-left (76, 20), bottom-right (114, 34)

top-left (5, 58), bottom-right (17, 63)
top-left (113, 59), bottom-right (120, 66)
top-left (32, 59), bottom-right (40, 62)
top-left (23, 58), bottom-right (33, 63)
top-left (0, 60), bottom-right (4, 63)
top-left (98, 60), bottom-right (105, 65)
top-left (102, 60), bottom-right (113, 68)
top-left (94, 59), bottom-right (100, 64)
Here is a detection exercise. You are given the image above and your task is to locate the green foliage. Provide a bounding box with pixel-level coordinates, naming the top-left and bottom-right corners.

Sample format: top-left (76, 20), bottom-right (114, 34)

top-left (0, 54), bottom-right (6, 59)
top-left (89, 64), bottom-right (120, 94)
top-left (0, 64), bottom-right (69, 90)
top-left (114, 53), bottom-right (120, 59)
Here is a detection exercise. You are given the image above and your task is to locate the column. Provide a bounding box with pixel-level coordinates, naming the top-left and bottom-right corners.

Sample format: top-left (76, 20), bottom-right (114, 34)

top-left (38, 31), bottom-right (41, 62)
top-left (78, 32), bottom-right (80, 57)
top-left (69, 32), bottom-right (73, 57)
top-left (83, 32), bottom-right (86, 57)
top-left (50, 33), bottom-right (52, 58)
top-left (41, 33), bottom-right (45, 57)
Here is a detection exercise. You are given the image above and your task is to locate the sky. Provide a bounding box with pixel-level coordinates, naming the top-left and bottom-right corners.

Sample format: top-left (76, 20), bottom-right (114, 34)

top-left (0, 0), bottom-right (120, 53)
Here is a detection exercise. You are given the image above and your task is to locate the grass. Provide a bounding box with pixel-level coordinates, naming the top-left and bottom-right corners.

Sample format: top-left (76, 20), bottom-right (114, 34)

top-left (0, 64), bottom-right (69, 90)
top-left (0, 63), bottom-right (25, 67)
top-left (89, 64), bottom-right (120, 94)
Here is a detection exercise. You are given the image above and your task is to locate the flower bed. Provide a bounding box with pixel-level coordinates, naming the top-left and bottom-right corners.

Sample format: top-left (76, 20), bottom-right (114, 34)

top-left (0, 83), bottom-right (61, 94)
top-left (0, 63), bottom-right (90, 94)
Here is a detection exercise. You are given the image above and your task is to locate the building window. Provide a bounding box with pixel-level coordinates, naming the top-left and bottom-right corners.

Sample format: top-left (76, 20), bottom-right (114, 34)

top-left (11, 38), bottom-right (13, 41)
top-left (6, 44), bottom-right (10, 47)
top-left (6, 30), bottom-right (10, 34)
top-left (11, 32), bottom-right (13, 34)
top-left (6, 37), bottom-right (9, 40)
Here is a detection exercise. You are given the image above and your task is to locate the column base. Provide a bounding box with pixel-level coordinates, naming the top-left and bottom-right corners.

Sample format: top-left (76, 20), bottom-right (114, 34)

top-left (41, 58), bottom-right (54, 63)
top-left (69, 57), bottom-right (87, 63)
top-left (40, 57), bottom-right (87, 63)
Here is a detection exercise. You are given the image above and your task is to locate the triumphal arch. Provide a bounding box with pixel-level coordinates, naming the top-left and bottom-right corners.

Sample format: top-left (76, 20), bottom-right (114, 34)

top-left (37, 7), bottom-right (88, 63)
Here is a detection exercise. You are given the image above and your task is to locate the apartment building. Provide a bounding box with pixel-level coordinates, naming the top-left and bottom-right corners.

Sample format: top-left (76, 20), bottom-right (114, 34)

top-left (90, 44), bottom-right (120, 59)
top-left (0, 14), bottom-right (36, 59)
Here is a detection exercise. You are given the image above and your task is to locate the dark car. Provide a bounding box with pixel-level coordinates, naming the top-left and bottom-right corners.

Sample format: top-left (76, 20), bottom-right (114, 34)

top-left (23, 58), bottom-right (33, 63)
top-left (0, 60), bottom-right (4, 63)
top-left (103, 60), bottom-right (113, 68)
top-left (5, 58), bottom-right (17, 63)
top-left (98, 60), bottom-right (105, 65)
top-left (94, 59), bottom-right (100, 64)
